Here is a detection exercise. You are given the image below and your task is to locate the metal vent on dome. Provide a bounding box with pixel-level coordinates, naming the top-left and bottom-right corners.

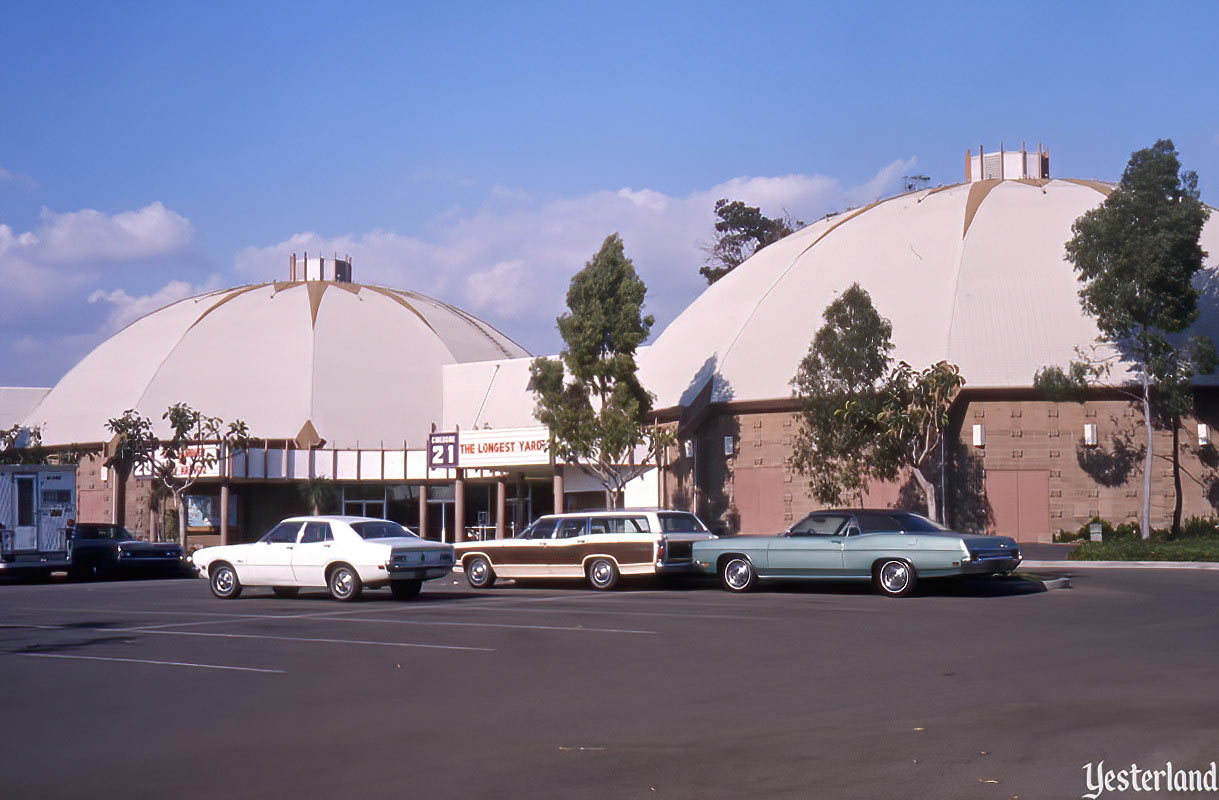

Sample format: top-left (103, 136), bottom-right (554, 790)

top-left (289, 252), bottom-right (354, 283)
top-left (965, 143), bottom-right (1050, 182)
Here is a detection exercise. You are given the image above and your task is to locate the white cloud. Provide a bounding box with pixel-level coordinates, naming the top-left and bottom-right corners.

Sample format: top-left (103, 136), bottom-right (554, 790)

top-left (0, 202), bottom-right (196, 304)
top-left (36, 202), bottom-right (193, 264)
top-left (88, 278), bottom-right (220, 332)
top-left (0, 166), bottom-right (38, 189)
top-left (464, 260), bottom-right (532, 315)
top-left (235, 158), bottom-right (916, 355)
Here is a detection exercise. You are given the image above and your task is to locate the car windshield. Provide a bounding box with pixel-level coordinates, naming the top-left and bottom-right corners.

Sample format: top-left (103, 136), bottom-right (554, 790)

top-left (893, 513), bottom-right (948, 532)
top-left (75, 525), bottom-right (136, 541)
top-left (349, 520), bottom-right (414, 540)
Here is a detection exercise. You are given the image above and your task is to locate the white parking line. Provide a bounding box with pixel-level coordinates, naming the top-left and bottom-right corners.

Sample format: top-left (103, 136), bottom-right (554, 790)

top-left (120, 615), bottom-right (655, 635)
top-left (122, 627), bottom-right (495, 651)
top-left (19, 652), bottom-right (285, 673)
top-left (21, 606), bottom-right (391, 621)
top-left (1, 623), bottom-right (494, 652)
top-left (420, 604), bottom-right (777, 622)
top-left (319, 617), bottom-right (657, 635)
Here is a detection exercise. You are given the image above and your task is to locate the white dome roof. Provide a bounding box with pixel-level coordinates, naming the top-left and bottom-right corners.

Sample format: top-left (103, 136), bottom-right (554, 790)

top-left (27, 282), bottom-right (528, 447)
top-left (641, 178), bottom-right (1219, 408)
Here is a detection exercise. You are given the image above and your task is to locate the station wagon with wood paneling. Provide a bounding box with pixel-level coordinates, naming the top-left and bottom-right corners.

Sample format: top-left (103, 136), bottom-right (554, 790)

top-left (453, 509), bottom-right (714, 590)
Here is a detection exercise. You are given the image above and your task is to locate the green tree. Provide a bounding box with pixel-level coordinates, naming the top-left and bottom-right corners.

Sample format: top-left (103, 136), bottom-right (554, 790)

top-left (530, 233), bottom-right (671, 507)
top-left (0, 424), bottom-right (44, 464)
top-left (790, 283), bottom-right (894, 506)
top-left (1159, 340), bottom-right (1217, 534)
top-left (1040, 139), bottom-right (1212, 539)
top-left (153, 403), bottom-right (251, 547)
top-left (699, 198), bottom-right (800, 284)
top-left (872, 361), bottom-right (965, 522)
top-left (104, 410), bottom-right (159, 527)
top-left (790, 285), bottom-right (964, 521)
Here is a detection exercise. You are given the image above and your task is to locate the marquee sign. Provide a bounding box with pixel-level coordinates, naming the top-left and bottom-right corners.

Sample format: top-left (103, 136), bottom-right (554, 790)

top-left (133, 445), bottom-right (222, 480)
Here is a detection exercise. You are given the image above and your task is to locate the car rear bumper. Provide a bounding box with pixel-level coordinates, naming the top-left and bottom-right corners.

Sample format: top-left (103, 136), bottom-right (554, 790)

top-left (961, 556), bottom-right (1022, 574)
top-left (384, 566), bottom-right (451, 581)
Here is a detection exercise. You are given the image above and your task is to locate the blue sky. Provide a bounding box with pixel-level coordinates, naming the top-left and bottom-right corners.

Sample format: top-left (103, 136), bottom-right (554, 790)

top-left (2, 0), bottom-right (1218, 387)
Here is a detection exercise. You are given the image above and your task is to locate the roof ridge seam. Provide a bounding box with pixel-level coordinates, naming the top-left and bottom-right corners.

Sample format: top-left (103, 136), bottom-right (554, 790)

top-left (134, 287), bottom-right (251, 413)
top-left (716, 197), bottom-right (886, 379)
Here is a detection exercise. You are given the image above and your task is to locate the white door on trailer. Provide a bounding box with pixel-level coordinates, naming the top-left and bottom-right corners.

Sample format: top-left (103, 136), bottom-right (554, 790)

top-left (13, 475), bottom-right (37, 551)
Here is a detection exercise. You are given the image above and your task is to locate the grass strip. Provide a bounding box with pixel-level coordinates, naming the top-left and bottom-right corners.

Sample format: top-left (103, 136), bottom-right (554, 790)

top-left (1068, 539), bottom-right (1219, 562)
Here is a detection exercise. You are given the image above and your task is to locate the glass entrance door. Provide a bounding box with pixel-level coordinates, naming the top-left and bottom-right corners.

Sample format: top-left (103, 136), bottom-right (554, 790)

top-left (426, 499), bottom-right (454, 542)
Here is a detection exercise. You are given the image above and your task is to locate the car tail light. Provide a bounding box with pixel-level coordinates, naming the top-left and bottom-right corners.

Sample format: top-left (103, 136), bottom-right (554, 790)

top-left (656, 538), bottom-right (667, 563)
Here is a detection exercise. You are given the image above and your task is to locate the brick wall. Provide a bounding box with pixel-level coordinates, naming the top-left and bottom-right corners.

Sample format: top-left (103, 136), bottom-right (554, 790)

top-left (663, 389), bottom-right (1219, 539)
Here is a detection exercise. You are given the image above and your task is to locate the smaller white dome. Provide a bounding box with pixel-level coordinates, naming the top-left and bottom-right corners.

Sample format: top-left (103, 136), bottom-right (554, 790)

top-left (27, 281), bottom-right (528, 448)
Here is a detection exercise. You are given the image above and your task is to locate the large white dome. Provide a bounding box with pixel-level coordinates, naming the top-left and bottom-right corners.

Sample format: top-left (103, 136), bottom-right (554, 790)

top-left (27, 281), bottom-right (528, 447)
top-left (642, 178), bottom-right (1219, 408)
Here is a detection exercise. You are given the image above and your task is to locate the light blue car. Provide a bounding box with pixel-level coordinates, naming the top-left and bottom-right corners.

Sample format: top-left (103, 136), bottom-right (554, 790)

top-left (692, 509), bottom-right (1021, 597)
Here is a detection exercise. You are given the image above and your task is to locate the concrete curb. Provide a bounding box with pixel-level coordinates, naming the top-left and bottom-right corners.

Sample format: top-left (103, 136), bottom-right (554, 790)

top-left (1021, 560), bottom-right (1219, 571)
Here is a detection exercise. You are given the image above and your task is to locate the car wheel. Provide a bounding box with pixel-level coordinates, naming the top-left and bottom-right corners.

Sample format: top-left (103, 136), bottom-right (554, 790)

top-left (390, 580), bottom-right (422, 600)
top-left (465, 556), bottom-right (496, 589)
top-left (719, 557), bottom-right (757, 592)
top-left (586, 557), bottom-right (619, 591)
top-left (209, 563), bottom-right (242, 599)
top-left (327, 564), bottom-right (363, 602)
top-left (271, 587), bottom-right (300, 598)
top-left (874, 559), bottom-right (917, 597)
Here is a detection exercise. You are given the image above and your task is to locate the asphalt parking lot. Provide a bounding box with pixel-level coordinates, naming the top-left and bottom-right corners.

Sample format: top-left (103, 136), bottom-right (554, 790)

top-left (2, 568), bottom-right (1216, 799)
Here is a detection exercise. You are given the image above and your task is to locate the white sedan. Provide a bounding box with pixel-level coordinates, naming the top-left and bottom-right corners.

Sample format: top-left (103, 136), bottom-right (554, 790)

top-left (192, 516), bottom-right (454, 602)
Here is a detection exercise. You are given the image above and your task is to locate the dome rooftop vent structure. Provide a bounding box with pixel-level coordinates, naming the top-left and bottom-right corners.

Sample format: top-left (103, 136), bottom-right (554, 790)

top-left (966, 142), bottom-right (1050, 182)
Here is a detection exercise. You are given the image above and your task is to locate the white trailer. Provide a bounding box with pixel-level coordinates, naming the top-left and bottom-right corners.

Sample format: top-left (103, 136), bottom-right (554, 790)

top-left (0, 464), bottom-right (77, 575)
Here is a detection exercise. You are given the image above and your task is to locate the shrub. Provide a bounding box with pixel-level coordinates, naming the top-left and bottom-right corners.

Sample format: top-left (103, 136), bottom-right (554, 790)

top-left (1070, 539), bottom-right (1219, 562)
top-left (1180, 516), bottom-right (1219, 540)
top-left (1074, 517), bottom-right (1113, 542)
